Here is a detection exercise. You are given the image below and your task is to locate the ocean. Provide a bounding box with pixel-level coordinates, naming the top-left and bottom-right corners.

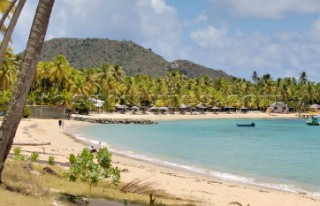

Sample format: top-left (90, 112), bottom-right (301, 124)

top-left (73, 118), bottom-right (320, 196)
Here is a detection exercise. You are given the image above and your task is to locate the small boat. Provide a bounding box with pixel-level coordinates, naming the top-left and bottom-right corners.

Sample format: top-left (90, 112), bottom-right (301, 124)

top-left (237, 122), bottom-right (255, 127)
top-left (306, 116), bottom-right (320, 126)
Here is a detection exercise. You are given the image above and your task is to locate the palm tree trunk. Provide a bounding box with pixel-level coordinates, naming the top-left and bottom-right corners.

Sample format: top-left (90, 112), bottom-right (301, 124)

top-left (0, 0), bottom-right (18, 32)
top-left (0, 0), bottom-right (55, 183)
top-left (0, 0), bottom-right (25, 67)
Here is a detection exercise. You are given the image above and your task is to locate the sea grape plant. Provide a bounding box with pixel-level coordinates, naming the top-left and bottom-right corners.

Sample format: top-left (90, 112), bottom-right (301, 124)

top-left (30, 152), bottom-right (39, 162)
top-left (13, 148), bottom-right (25, 161)
top-left (48, 155), bottom-right (55, 165)
top-left (65, 147), bottom-right (120, 191)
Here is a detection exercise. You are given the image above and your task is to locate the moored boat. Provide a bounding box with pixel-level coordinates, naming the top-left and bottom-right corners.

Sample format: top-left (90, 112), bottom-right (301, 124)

top-left (237, 122), bottom-right (255, 127)
top-left (306, 116), bottom-right (320, 126)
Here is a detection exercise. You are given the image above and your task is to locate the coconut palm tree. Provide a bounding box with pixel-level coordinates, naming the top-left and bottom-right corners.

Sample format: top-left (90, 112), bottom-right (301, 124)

top-left (0, 0), bottom-right (55, 183)
top-left (0, 50), bottom-right (16, 90)
top-left (34, 61), bottom-right (53, 94)
top-left (49, 54), bottom-right (72, 90)
top-left (0, 0), bottom-right (17, 33)
top-left (299, 71), bottom-right (308, 85)
top-left (0, 0), bottom-right (26, 66)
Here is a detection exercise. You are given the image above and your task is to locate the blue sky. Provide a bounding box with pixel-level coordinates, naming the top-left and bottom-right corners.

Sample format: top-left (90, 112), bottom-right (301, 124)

top-left (10, 0), bottom-right (320, 82)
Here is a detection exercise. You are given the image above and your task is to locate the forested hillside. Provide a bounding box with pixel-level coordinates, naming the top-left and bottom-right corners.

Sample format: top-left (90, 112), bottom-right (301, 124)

top-left (40, 38), bottom-right (231, 79)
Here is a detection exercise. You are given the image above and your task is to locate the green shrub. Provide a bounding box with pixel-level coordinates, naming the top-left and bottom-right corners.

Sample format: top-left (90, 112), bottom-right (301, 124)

top-left (30, 152), bottom-right (39, 162)
top-left (64, 147), bottom-right (120, 191)
top-left (13, 148), bottom-right (25, 161)
top-left (48, 155), bottom-right (55, 165)
top-left (23, 107), bottom-right (32, 118)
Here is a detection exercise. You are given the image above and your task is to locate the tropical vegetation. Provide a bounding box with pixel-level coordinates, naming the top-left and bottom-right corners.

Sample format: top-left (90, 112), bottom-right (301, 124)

top-left (0, 51), bottom-right (320, 113)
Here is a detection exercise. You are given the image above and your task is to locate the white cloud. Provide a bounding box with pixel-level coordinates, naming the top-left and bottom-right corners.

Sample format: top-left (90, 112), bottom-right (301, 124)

top-left (188, 18), bottom-right (320, 81)
top-left (209, 0), bottom-right (320, 19)
top-left (195, 11), bottom-right (208, 24)
top-left (12, 0), bottom-right (182, 60)
top-left (190, 26), bottom-right (229, 48)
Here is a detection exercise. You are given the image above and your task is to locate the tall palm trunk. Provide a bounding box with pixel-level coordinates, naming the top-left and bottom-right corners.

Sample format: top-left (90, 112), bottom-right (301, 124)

top-left (0, 0), bottom-right (25, 67)
top-left (0, 0), bottom-right (55, 183)
top-left (0, 0), bottom-right (18, 32)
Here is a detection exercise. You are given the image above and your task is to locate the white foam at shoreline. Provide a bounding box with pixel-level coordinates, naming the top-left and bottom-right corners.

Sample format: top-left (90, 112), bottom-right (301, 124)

top-left (67, 127), bottom-right (320, 197)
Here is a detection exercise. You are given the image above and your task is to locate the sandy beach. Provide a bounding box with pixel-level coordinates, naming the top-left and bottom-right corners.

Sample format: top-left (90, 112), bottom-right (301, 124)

top-left (8, 112), bottom-right (320, 206)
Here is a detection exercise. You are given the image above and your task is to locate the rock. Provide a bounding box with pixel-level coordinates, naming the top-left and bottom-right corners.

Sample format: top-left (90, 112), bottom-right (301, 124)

top-left (43, 167), bottom-right (59, 176)
top-left (72, 117), bottom-right (158, 125)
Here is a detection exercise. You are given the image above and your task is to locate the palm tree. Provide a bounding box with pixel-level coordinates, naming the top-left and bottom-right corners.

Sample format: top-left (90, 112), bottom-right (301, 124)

top-left (0, 0), bottom-right (26, 67)
top-left (0, 50), bottom-right (16, 90)
top-left (0, 0), bottom-right (55, 183)
top-left (251, 70), bottom-right (259, 84)
top-left (0, 0), bottom-right (17, 33)
top-left (299, 71), bottom-right (308, 85)
top-left (49, 54), bottom-right (71, 89)
top-left (70, 77), bottom-right (90, 97)
top-left (108, 64), bottom-right (125, 82)
top-left (34, 61), bottom-right (53, 94)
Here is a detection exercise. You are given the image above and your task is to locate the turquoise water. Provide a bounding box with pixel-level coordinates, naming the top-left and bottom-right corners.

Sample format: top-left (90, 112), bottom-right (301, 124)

top-left (76, 118), bottom-right (320, 195)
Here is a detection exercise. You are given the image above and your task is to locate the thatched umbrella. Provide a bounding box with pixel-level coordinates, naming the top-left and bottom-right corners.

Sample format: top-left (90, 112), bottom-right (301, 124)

top-left (211, 106), bottom-right (221, 114)
top-left (159, 106), bottom-right (168, 114)
top-left (179, 104), bottom-right (187, 114)
top-left (149, 106), bottom-right (158, 114)
top-left (168, 105), bottom-right (176, 114)
top-left (118, 105), bottom-right (128, 114)
top-left (131, 106), bottom-right (140, 110)
top-left (130, 106), bottom-right (140, 114)
top-left (240, 106), bottom-right (248, 113)
top-left (196, 104), bottom-right (207, 114)
top-left (223, 106), bottom-right (235, 113)
top-left (140, 106), bottom-right (148, 114)
top-left (149, 106), bottom-right (158, 110)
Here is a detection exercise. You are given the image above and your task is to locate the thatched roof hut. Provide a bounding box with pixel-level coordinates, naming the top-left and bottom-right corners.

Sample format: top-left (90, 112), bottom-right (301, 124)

top-left (308, 104), bottom-right (320, 112)
top-left (267, 102), bottom-right (288, 113)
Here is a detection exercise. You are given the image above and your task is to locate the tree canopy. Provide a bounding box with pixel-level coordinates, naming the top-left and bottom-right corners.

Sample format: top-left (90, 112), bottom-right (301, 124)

top-left (1, 52), bottom-right (319, 113)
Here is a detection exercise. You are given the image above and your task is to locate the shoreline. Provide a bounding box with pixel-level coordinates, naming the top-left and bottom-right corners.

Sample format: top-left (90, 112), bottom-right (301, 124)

top-left (9, 113), bottom-right (320, 206)
top-left (75, 111), bottom-right (300, 120)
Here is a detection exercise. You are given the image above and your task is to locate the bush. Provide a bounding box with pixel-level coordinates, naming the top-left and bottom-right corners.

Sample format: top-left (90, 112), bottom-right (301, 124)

top-left (23, 107), bottom-right (32, 118)
top-left (64, 147), bottom-right (120, 191)
top-left (48, 155), bottom-right (55, 165)
top-left (13, 148), bottom-right (25, 161)
top-left (30, 152), bottom-right (39, 162)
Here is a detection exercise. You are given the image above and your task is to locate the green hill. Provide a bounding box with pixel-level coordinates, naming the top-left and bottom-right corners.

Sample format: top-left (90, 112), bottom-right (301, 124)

top-left (40, 38), bottom-right (231, 79)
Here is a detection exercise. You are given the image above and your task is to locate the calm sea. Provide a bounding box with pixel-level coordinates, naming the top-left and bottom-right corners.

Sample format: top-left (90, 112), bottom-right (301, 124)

top-left (74, 118), bottom-right (320, 195)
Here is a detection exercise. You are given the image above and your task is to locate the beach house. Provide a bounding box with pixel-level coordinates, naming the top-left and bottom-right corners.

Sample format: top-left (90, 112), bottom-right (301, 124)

top-left (267, 102), bottom-right (289, 113)
top-left (307, 104), bottom-right (320, 113)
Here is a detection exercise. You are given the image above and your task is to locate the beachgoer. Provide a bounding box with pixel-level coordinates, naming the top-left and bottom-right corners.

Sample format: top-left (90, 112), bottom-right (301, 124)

top-left (58, 119), bottom-right (62, 128)
top-left (90, 145), bottom-right (97, 153)
top-left (61, 120), bottom-right (65, 128)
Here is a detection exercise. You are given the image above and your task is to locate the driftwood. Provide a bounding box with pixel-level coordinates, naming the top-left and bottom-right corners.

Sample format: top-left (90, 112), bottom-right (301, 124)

top-left (13, 142), bottom-right (51, 146)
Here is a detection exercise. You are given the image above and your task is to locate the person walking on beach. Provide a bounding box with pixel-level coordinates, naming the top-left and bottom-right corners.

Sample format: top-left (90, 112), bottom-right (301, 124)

top-left (58, 119), bottom-right (62, 128)
top-left (61, 120), bottom-right (65, 128)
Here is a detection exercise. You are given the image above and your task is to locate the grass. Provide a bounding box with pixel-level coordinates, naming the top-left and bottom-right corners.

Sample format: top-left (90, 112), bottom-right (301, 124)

top-left (1, 160), bottom-right (195, 206)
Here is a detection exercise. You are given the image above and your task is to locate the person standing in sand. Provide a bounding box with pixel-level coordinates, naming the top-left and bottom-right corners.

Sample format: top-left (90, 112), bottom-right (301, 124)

top-left (58, 119), bottom-right (62, 128)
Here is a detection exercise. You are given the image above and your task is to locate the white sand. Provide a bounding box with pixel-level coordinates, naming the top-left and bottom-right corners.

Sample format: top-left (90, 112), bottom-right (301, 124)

top-left (8, 113), bottom-right (320, 206)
